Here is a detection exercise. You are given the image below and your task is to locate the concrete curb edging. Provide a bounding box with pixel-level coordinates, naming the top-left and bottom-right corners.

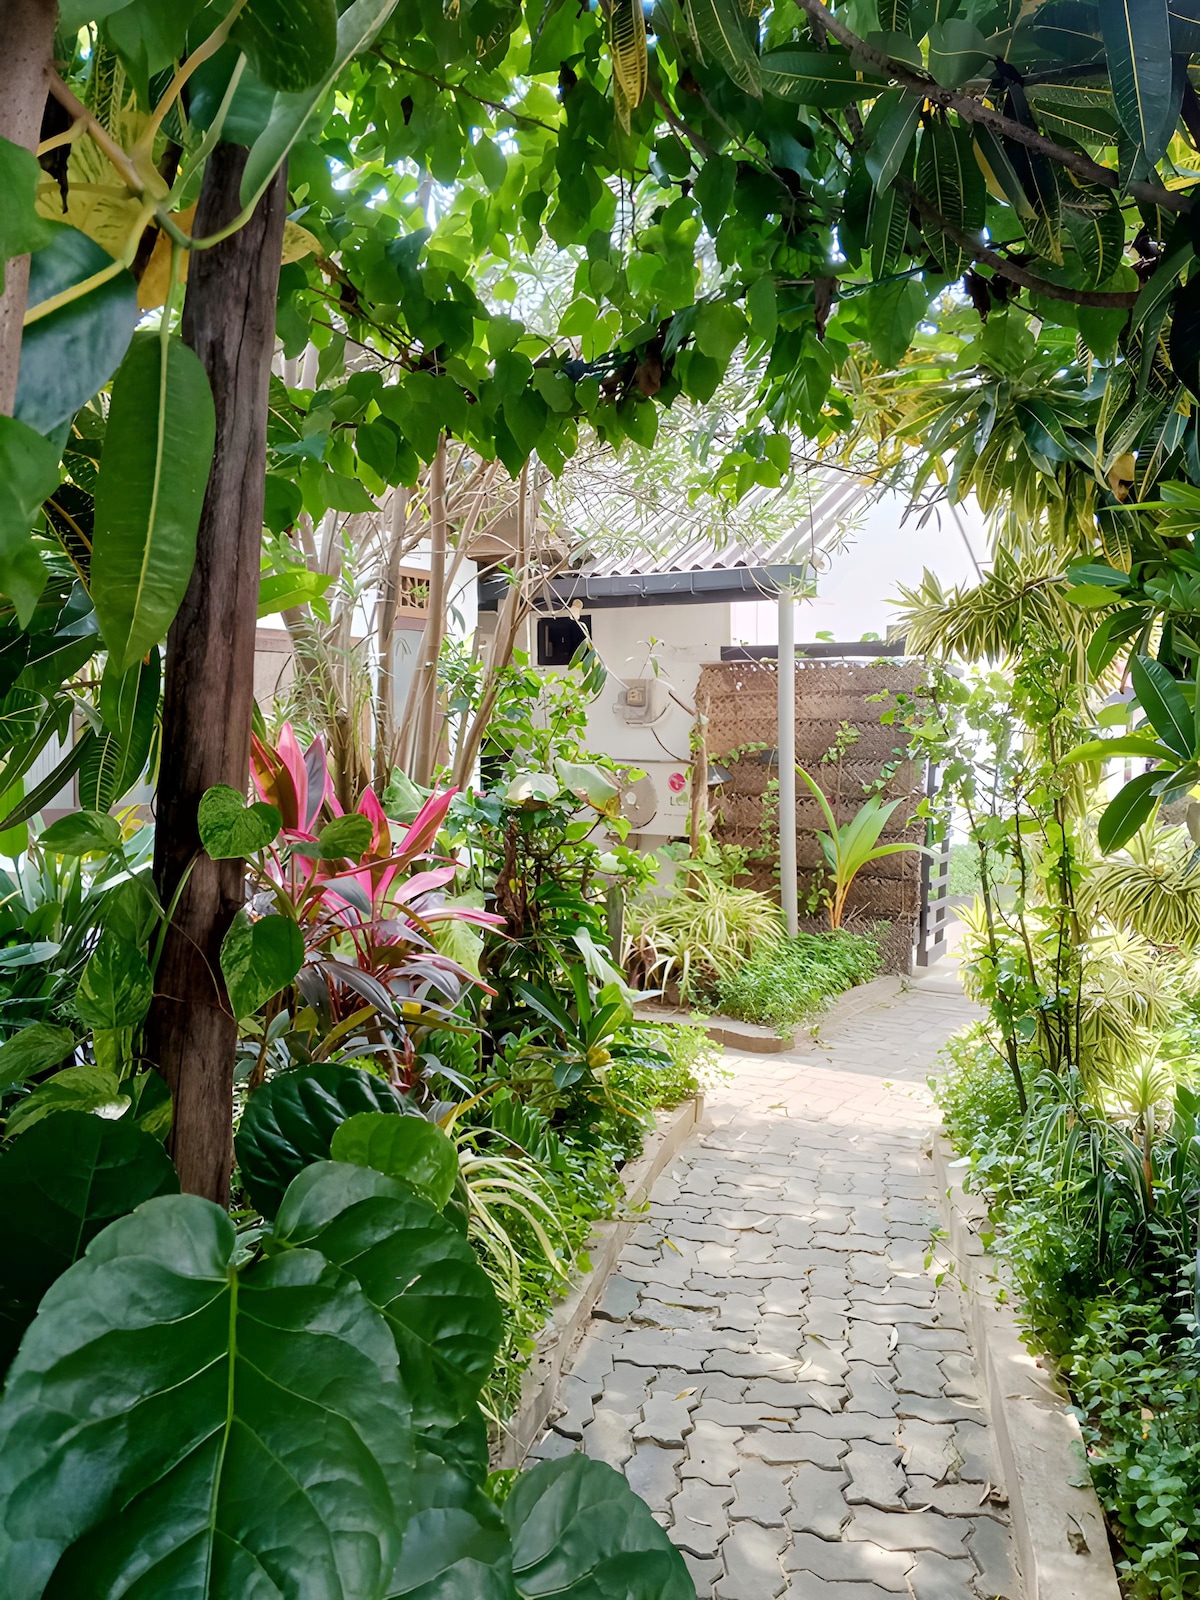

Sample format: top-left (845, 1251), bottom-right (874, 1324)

top-left (632, 973), bottom-right (907, 1055)
top-left (932, 1136), bottom-right (1121, 1600)
top-left (493, 1093), bottom-right (704, 1469)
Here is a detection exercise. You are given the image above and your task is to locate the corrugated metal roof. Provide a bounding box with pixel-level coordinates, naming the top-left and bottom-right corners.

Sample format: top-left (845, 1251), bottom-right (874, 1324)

top-left (562, 468), bottom-right (873, 579)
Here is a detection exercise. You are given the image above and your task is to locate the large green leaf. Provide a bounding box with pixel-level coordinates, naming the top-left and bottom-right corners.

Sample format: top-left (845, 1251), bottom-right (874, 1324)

top-left (916, 117), bottom-right (985, 280)
top-left (504, 1456), bottom-right (696, 1599)
top-left (220, 908), bottom-right (304, 1020)
top-left (76, 928), bottom-right (154, 1032)
top-left (0, 415), bottom-right (61, 627)
top-left (232, 0), bottom-right (338, 91)
top-left (1097, 770), bottom-right (1161, 852)
top-left (235, 1061), bottom-right (409, 1218)
top-left (0, 1110), bottom-right (177, 1372)
top-left (1061, 181), bottom-right (1125, 291)
top-left (331, 1112), bottom-right (460, 1212)
top-left (389, 1453), bottom-right (514, 1599)
top-left (863, 89), bottom-right (922, 191)
top-left (0, 1195), bottom-right (413, 1598)
top-left (686, 0), bottom-right (761, 97)
top-left (14, 225), bottom-right (137, 436)
top-left (1099, 0), bottom-right (1178, 164)
top-left (198, 782), bottom-right (282, 858)
top-left (758, 48), bottom-right (878, 105)
top-left (927, 18), bottom-right (990, 86)
top-left (6, 1065), bottom-right (128, 1138)
top-left (0, 137), bottom-right (55, 292)
top-left (1130, 652), bottom-right (1194, 757)
top-left (37, 808), bottom-right (122, 855)
top-left (240, 0), bottom-right (402, 207)
top-left (0, 1023), bottom-right (74, 1092)
top-left (91, 331), bottom-right (216, 674)
top-left (275, 1162), bottom-right (503, 1428)
top-left (78, 647), bottom-right (160, 811)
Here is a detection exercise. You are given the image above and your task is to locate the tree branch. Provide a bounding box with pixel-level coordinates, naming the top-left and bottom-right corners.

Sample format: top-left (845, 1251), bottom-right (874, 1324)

top-left (899, 178), bottom-right (1139, 308)
top-left (793, 0), bottom-right (1191, 217)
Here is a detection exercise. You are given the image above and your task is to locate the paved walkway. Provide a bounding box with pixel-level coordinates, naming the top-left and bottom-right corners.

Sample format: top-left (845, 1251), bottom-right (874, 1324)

top-left (530, 967), bottom-right (1021, 1600)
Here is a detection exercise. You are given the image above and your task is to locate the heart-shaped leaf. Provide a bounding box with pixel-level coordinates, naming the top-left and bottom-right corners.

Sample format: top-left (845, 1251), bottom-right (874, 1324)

top-left (504, 1456), bottom-right (696, 1599)
top-left (198, 783), bottom-right (282, 858)
top-left (0, 1023), bottom-right (74, 1092)
top-left (75, 928), bottom-right (153, 1031)
top-left (14, 225), bottom-right (138, 436)
top-left (331, 1111), bottom-right (459, 1212)
top-left (318, 811), bottom-right (374, 860)
top-left (0, 1194), bottom-right (414, 1597)
top-left (219, 908), bottom-right (304, 1019)
top-left (235, 1062), bottom-right (408, 1217)
top-left (5, 1065), bottom-right (128, 1139)
top-left (37, 808), bottom-right (122, 856)
top-left (275, 1162), bottom-right (503, 1428)
top-left (0, 1110), bottom-right (177, 1373)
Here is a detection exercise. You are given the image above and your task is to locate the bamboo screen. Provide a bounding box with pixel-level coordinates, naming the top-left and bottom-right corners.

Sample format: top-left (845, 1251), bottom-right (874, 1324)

top-left (698, 658), bottom-right (929, 963)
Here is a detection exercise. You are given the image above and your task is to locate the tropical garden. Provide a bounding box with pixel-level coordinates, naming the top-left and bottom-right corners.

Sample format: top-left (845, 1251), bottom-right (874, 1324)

top-left (5, 0), bottom-right (1200, 1593)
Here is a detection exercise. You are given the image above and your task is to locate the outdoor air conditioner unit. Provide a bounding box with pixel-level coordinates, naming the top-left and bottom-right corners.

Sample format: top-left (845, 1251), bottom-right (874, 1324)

top-left (616, 761), bottom-right (691, 836)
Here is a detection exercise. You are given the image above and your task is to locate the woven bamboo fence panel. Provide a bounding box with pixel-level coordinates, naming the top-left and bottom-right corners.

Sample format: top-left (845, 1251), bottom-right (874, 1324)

top-left (698, 659), bottom-right (928, 963)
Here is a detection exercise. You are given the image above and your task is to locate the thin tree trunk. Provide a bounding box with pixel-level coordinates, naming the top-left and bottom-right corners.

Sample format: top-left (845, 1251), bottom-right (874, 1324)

top-left (411, 435), bottom-right (448, 785)
top-left (0, 0), bottom-right (57, 415)
top-left (145, 146), bottom-right (287, 1204)
top-left (374, 485), bottom-right (408, 790)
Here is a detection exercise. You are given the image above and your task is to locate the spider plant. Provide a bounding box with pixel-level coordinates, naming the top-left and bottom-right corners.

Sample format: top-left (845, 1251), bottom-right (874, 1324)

top-left (624, 872), bottom-right (784, 999)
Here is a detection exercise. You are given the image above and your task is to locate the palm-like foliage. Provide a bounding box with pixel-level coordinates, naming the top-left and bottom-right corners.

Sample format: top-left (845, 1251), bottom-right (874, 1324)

top-left (1087, 830), bottom-right (1200, 953)
top-left (796, 767), bottom-right (927, 930)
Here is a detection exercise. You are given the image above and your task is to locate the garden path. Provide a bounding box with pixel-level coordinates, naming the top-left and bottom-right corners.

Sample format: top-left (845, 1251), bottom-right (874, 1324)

top-left (529, 964), bottom-right (1022, 1600)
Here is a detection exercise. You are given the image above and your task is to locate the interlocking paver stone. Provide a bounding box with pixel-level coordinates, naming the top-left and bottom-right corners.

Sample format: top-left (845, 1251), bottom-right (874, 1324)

top-left (843, 1441), bottom-right (907, 1511)
top-left (636, 1391), bottom-right (698, 1448)
top-left (729, 1458), bottom-right (793, 1526)
top-left (549, 975), bottom-right (1019, 1600)
top-left (782, 1530), bottom-right (911, 1590)
top-left (717, 1520), bottom-right (787, 1599)
top-left (670, 1477), bottom-right (735, 1557)
top-left (625, 1442), bottom-right (684, 1518)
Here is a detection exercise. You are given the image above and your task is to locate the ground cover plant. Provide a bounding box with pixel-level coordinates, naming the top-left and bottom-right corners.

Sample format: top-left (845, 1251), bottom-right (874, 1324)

top-left (713, 927), bottom-right (881, 1034)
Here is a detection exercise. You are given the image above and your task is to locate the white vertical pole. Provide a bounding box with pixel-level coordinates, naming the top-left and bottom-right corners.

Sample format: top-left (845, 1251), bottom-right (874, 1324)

top-left (778, 587), bottom-right (798, 937)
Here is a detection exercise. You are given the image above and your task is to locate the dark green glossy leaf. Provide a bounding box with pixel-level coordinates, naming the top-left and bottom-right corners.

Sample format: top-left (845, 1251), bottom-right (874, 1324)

top-left (219, 908), bottom-right (304, 1020)
top-left (759, 49), bottom-right (879, 105)
top-left (0, 415), bottom-right (61, 627)
top-left (916, 117), bottom-right (985, 280)
top-left (1098, 770), bottom-right (1161, 852)
top-left (504, 1455), bottom-right (696, 1599)
top-left (1099, 0), bottom-right (1178, 163)
top-left (389, 1453), bottom-right (514, 1599)
top-left (76, 928), bottom-right (154, 1031)
top-left (14, 225), bottom-right (137, 436)
top-left (863, 90), bottom-right (921, 191)
top-left (0, 1110), bottom-right (177, 1373)
top-left (235, 1062), bottom-right (408, 1218)
top-left (198, 782), bottom-right (282, 858)
top-left (276, 1162), bottom-right (503, 1428)
top-left (91, 331), bottom-right (216, 674)
top-left (232, 0), bottom-right (338, 91)
top-left (240, 0), bottom-right (402, 207)
top-left (0, 1023), bottom-right (74, 1092)
top-left (1131, 652), bottom-right (1194, 756)
top-left (0, 137), bottom-right (55, 292)
top-left (686, 0), bottom-right (760, 97)
top-left (331, 1111), bottom-right (460, 1211)
top-left (0, 1195), bottom-right (413, 1598)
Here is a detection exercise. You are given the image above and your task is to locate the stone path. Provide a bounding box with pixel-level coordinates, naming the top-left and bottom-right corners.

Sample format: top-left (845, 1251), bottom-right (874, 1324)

top-left (529, 966), bottom-right (1022, 1600)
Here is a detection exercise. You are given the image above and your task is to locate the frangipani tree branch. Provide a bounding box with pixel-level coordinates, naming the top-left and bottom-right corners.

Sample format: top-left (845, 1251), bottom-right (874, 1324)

top-left (794, 0), bottom-right (1192, 217)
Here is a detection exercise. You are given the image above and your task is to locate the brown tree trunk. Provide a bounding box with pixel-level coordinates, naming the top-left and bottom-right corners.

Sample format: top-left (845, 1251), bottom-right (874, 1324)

top-left (0, 0), bottom-right (57, 416)
top-left (145, 145), bottom-right (287, 1204)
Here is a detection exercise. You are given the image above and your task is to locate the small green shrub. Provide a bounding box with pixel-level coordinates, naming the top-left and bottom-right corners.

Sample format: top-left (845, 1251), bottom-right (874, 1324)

top-left (712, 929), bottom-right (882, 1034)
